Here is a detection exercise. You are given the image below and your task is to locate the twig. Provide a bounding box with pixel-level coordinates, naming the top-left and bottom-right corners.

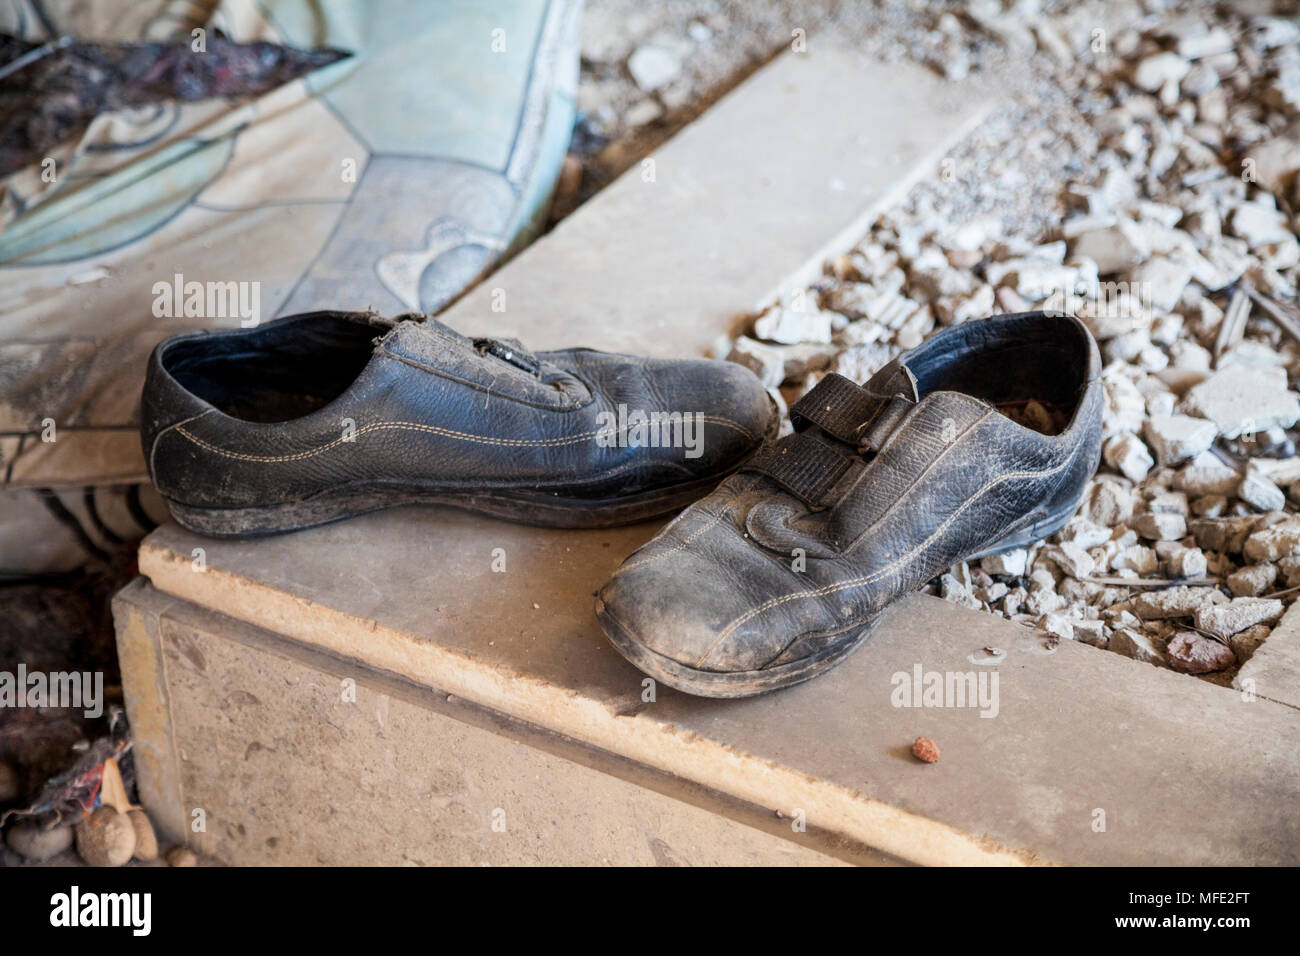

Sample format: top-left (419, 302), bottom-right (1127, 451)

top-left (1214, 283), bottom-right (1251, 363)
top-left (1245, 284), bottom-right (1300, 348)
top-left (1084, 575), bottom-right (1219, 588)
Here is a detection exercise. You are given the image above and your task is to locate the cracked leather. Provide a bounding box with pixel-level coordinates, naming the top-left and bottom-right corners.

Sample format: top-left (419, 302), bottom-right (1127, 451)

top-left (141, 311), bottom-right (774, 519)
top-left (597, 312), bottom-right (1104, 696)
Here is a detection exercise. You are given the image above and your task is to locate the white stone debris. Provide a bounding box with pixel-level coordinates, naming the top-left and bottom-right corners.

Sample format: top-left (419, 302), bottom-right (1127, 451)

top-left (718, 1), bottom-right (1300, 681)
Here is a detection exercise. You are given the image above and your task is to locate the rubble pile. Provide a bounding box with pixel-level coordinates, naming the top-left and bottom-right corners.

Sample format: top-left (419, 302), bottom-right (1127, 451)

top-left (725, 5), bottom-right (1300, 681)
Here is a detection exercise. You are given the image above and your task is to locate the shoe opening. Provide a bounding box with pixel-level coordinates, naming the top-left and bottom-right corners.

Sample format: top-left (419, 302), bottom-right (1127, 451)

top-left (905, 312), bottom-right (1090, 436)
top-left (161, 314), bottom-right (376, 423)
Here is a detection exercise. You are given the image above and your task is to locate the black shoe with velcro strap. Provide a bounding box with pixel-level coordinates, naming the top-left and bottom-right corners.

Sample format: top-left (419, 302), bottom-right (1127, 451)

top-left (596, 311), bottom-right (1104, 698)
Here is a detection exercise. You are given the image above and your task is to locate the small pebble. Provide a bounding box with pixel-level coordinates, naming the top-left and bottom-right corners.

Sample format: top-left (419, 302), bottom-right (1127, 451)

top-left (912, 737), bottom-right (940, 763)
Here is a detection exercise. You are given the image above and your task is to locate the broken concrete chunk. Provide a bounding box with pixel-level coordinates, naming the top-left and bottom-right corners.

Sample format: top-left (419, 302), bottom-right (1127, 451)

top-left (1230, 201), bottom-right (1295, 248)
top-left (1112, 544), bottom-right (1159, 575)
top-left (1073, 619), bottom-right (1108, 647)
top-left (1167, 545), bottom-right (1208, 579)
top-left (1110, 627), bottom-right (1168, 665)
top-left (1175, 452), bottom-right (1241, 496)
top-left (1045, 541), bottom-right (1096, 579)
top-left (627, 45), bottom-right (683, 91)
top-left (1134, 511), bottom-right (1187, 541)
top-left (1180, 365), bottom-right (1300, 439)
top-left (1127, 257), bottom-right (1191, 312)
top-left (980, 547), bottom-right (1027, 577)
top-left (1243, 520), bottom-right (1300, 563)
top-left (1104, 432), bottom-right (1155, 482)
top-left (1227, 563), bottom-right (1278, 597)
top-left (1229, 623), bottom-right (1270, 664)
top-left (1133, 51), bottom-right (1192, 92)
top-left (1238, 465), bottom-right (1286, 513)
top-left (753, 305), bottom-right (834, 345)
top-left (726, 337), bottom-right (785, 389)
top-left (1131, 585), bottom-right (1225, 619)
top-left (1143, 414), bottom-right (1218, 466)
top-left (1195, 597), bottom-right (1284, 637)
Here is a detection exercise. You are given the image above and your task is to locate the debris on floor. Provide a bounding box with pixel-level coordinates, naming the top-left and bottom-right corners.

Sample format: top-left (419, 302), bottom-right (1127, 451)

top-left (714, 4), bottom-right (1300, 685)
top-left (0, 33), bottom-right (349, 175)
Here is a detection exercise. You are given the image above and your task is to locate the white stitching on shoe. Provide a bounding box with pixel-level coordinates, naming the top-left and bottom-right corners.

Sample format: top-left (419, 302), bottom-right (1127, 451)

top-left (695, 454), bottom-right (1076, 667)
top-left (174, 415), bottom-right (755, 463)
top-left (615, 507), bottom-right (731, 574)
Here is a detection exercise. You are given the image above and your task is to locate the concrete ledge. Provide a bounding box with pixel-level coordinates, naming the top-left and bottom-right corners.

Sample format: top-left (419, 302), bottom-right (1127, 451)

top-left (114, 578), bottom-right (886, 865)
top-left (137, 512), bottom-right (1300, 865)
top-left (440, 45), bottom-right (994, 353)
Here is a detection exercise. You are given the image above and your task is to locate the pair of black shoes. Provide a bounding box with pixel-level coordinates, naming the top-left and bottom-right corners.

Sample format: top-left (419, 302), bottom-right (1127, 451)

top-left (143, 310), bottom-right (1103, 697)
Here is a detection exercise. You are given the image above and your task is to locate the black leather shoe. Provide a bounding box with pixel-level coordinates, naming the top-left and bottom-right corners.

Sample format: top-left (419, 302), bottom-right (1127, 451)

top-left (596, 311), bottom-right (1104, 697)
top-left (141, 311), bottom-right (775, 535)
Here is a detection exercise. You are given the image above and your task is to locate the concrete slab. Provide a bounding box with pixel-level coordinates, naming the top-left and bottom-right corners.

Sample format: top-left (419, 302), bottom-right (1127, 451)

top-left (1236, 600), bottom-right (1300, 711)
top-left (138, 513), bottom-right (1300, 865)
top-left (114, 579), bottom-right (883, 866)
top-left (438, 45), bottom-right (994, 354)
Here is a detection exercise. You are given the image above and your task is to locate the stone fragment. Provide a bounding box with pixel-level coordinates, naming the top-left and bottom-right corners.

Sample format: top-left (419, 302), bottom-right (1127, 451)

top-left (912, 737), bottom-right (940, 763)
top-left (1167, 546), bottom-right (1209, 579)
top-left (128, 810), bottom-right (160, 862)
top-left (1167, 631), bottom-right (1236, 673)
top-left (1073, 619), bottom-right (1107, 647)
top-left (1243, 520), bottom-right (1300, 563)
top-left (1110, 627), bottom-right (1168, 665)
top-left (1230, 201), bottom-right (1294, 247)
top-left (5, 820), bottom-right (73, 861)
top-left (1039, 612), bottom-right (1075, 641)
top-left (1230, 624), bottom-right (1270, 664)
top-left (167, 846), bottom-right (198, 867)
top-left (74, 807), bottom-right (135, 867)
top-left (1130, 586), bottom-right (1225, 619)
top-left (1134, 511), bottom-right (1187, 541)
top-left (628, 45), bottom-right (682, 91)
top-left (1180, 365), bottom-right (1300, 439)
top-left (753, 305), bottom-right (833, 345)
top-left (1102, 373), bottom-right (1147, 436)
top-left (1112, 544), bottom-right (1159, 574)
top-left (1195, 597), bottom-right (1284, 638)
top-left (1127, 257), bottom-right (1191, 311)
top-left (1086, 480), bottom-right (1137, 526)
top-left (1148, 490), bottom-right (1189, 515)
top-left (1238, 465), bottom-right (1286, 513)
top-left (1143, 414), bottom-right (1217, 466)
top-left (1045, 542), bottom-right (1095, 579)
top-left (1133, 51), bottom-right (1192, 92)
top-left (1227, 563), bottom-right (1278, 597)
top-left (726, 337), bottom-right (785, 388)
top-left (1191, 516), bottom-right (1260, 554)
top-left (1104, 433), bottom-right (1154, 482)
top-left (981, 548), bottom-right (1027, 577)
top-left (1175, 452), bottom-right (1241, 496)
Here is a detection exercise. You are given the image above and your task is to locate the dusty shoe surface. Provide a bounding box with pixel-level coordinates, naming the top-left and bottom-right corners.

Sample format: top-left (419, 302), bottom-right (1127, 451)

top-left (141, 311), bottom-right (775, 535)
top-left (597, 312), bottom-right (1104, 698)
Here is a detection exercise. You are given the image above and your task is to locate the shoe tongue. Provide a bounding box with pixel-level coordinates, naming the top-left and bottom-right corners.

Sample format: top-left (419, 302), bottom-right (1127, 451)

top-left (862, 358), bottom-right (920, 403)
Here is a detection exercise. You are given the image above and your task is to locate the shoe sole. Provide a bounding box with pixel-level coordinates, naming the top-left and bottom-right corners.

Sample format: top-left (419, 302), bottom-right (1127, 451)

top-left (163, 472), bottom-right (736, 537)
top-left (596, 492), bottom-right (1084, 698)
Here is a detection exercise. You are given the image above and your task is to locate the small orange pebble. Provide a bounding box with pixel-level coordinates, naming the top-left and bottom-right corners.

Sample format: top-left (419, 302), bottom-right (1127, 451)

top-left (912, 737), bottom-right (940, 763)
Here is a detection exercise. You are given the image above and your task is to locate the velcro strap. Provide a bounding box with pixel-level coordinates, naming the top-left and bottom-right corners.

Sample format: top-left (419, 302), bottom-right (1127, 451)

top-left (791, 372), bottom-right (914, 450)
top-left (858, 394), bottom-right (913, 451)
top-left (744, 431), bottom-right (852, 506)
top-left (790, 373), bottom-right (880, 444)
